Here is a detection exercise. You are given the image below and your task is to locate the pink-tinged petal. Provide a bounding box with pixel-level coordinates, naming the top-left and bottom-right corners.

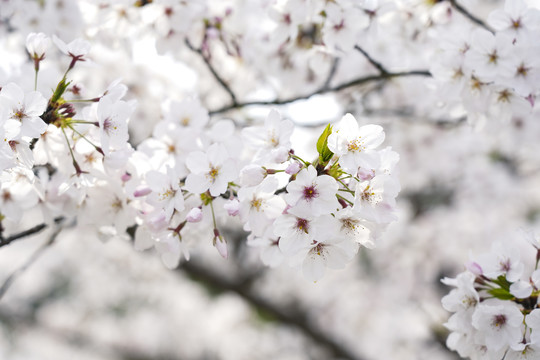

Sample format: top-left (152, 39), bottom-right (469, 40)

top-left (466, 261), bottom-right (483, 276)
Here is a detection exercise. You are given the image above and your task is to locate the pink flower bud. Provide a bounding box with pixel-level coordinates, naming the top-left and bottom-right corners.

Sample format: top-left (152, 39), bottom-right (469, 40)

top-left (213, 230), bottom-right (228, 259)
top-left (466, 261), bottom-right (483, 276)
top-left (147, 212), bottom-right (168, 233)
top-left (285, 162), bottom-right (302, 175)
top-left (186, 207), bottom-right (203, 223)
top-left (224, 199), bottom-right (240, 216)
top-left (134, 186), bottom-right (152, 197)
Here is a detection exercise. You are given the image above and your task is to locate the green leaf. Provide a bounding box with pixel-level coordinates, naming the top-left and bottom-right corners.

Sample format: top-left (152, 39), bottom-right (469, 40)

top-left (51, 77), bottom-right (71, 104)
top-left (491, 275), bottom-right (512, 291)
top-left (316, 124), bottom-right (334, 164)
top-left (487, 287), bottom-right (514, 300)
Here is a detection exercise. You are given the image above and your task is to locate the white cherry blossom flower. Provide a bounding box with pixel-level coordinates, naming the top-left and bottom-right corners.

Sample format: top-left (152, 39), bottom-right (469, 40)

top-left (185, 143), bottom-right (237, 197)
top-left (26, 32), bottom-right (50, 61)
top-left (145, 166), bottom-right (185, 220)
top-left (471, 300), bottom-right (524, 352)
top-left (96, 97), bottom-right (132, 155)
top-left (327, 113), bottom-right (384, 175)
top-left (299, 215), bottom-right (358, 282)
top-left (0, 83), bottom-right (47, 139)
top-left (284, 165), bottom-right (339, 216)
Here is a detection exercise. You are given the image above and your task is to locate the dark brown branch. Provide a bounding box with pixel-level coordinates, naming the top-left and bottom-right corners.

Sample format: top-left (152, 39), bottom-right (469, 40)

top-left (354, 45), bottom-right (388, 75)
top-left (0, 224), bottom-right (63, 301)
top-left (209, 70), bottom-right (431, 115)
top-left (449, 0), bottom-right (494, 32)
top-left (0, 217), bottom-right (64, 248)
top-left (180, 260), bottom-right (367, 360)
top-left (185, 39), bottom-right (238, 106)
top-left (0, 223), bottom-right (47, 248)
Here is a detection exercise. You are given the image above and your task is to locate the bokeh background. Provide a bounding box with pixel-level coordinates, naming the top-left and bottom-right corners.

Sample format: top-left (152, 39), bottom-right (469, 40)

top-left (1, 0), bottom-right (539, 359)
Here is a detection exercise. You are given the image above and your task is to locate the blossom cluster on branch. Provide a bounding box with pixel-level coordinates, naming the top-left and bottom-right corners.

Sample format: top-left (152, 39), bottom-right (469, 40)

top-left (443, 231), bottom-right (540, 360)
top-left (0, 32), bottom-right (400, 282)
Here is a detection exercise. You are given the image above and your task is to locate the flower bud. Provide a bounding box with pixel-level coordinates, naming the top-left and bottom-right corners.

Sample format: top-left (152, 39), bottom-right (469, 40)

top-left (134, 186), bottom-right (152, 197)
top-left (186, 207), bottom-right (203, 223)
top-left (224, 199), bottom-right (240, 216)
top-left (26, 32), bottom-right (50, 60)
top-left (285, 162), bottom-right (302, 175)
top-left (213, 229), bottom-right (228, 259)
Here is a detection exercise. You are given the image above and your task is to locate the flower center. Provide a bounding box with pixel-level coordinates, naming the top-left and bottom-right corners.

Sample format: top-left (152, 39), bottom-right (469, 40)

top-left (159, 188), bottom-right (175, 201)
top-left (295, 218), bottom-right (309, 234)
top-left (250, 197), bottom-right (263, 211)
top-left (491, 314), bottom-right (507, 328)
top-left (347, 138), bottom-right (364, 152)
top-left (303, 185), bottom-right (318, 201)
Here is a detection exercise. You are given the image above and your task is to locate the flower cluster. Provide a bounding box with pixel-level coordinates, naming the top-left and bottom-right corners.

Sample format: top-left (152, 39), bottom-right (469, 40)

top-left (432, 0), bottom-right (540, 124)
top-left (132, 107), bottom-right (399, 281)
top-left (442, 231), bottom-right (540, 359)
top-left (0, 33), bottom-right (135, 231)
top-left (1, 32), bottom-right (400, 282)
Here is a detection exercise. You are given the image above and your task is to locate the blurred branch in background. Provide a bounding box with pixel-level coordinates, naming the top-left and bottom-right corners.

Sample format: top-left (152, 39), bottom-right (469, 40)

top-left (0, 221), bottom-right (64, 301)
top-left (179, 260), bottom-right (365, 360)
top-left (448, 0), bottom-right (494, 32)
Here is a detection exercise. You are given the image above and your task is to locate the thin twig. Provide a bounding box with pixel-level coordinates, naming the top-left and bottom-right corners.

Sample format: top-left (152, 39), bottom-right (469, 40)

top-left (180, 261), bottom-right (366, 360)
top-left (449, 0), bottom-right (494, 32)
top-left (0, 217), bottom-right (64, 248)
top-left (0, 224), bottom-right (64, 301)
top-left (185, 39), bottom-right (238, 105)
top-left (321, 57), bottom-right (341, 90)
top-left (354, 45), bottom-right (388, 74)
top-left (209, 70), bottom-right (431, 115)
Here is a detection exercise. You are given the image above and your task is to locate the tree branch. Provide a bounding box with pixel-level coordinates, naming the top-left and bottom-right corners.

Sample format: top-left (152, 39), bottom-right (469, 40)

top-left (179, 261), bottom-right (366, 360)
top-left (449, 0), bottom-right (494, 32)
top-left (0, 223), bottom-right (63, 301)
top-left (321, 57), bottom-right (341, 91)
top-left (209, 70), bottom-right (431, 115)
top-left (354, 45), bottom-right (388, 75)
top-left (185, 39), bottom-right (238, 106)
top-left (0, 217), bottom-right (64, 248)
